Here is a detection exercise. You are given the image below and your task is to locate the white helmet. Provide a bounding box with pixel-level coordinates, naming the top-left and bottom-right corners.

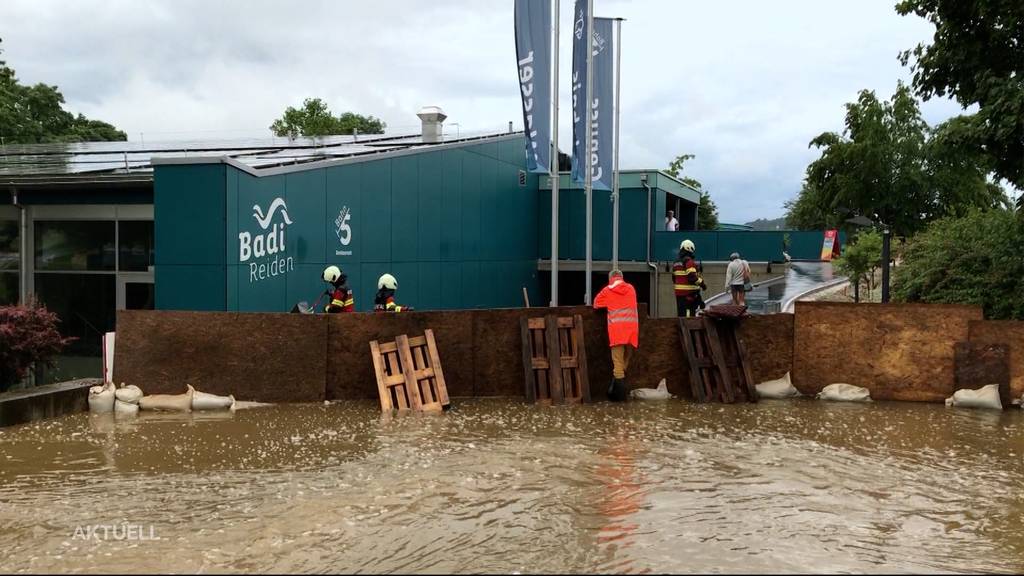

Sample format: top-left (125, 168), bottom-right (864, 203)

top-left (377, 273), bottom-right (398, 290)
top-left (322, 265), bottom-right (342, 284)
top-left (680, 239), bottom-right (696, 253)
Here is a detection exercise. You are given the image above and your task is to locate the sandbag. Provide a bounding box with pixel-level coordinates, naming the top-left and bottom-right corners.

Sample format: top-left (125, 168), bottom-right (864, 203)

top-left (756, 372), bottom-right (800, 399)
top-left (88, 381), bottom-right (116, 414)
top-left (114, 384), bottom-right (143, 404)
top-left (944, 384), bottom-right (1002, 411)
top-left (816, 383), bottom-right (872, 403)
top-left (192, 390), bottom-right (235, 411)
top-left (139, 385), bottom-right (194, 412)
top-left (630, 379), bottom-right (672, 400)
top-left (114, 399), bottom-right (139, 415)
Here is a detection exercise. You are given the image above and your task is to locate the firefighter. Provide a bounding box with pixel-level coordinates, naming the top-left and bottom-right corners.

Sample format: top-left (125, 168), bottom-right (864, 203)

top-left (374, 273), bottom-right (413, 312)
top-left (594, 269), bottom-right (639, 402)
top-left (322, 265), bottom-right (355, 313)
top-left (673, 239), bottom-right (707, 317)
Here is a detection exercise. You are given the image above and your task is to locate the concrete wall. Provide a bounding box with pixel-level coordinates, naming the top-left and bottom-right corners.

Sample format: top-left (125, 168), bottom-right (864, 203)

top-left (0, 379), bottom-right (97, 428)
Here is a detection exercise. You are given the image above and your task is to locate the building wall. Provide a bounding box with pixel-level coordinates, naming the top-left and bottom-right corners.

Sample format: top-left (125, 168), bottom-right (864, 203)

top-left (155, 138), bottom-right (541, 312)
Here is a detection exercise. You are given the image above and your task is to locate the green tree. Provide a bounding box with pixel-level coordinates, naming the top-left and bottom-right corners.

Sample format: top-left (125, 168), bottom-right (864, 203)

top-left (270, 98), bottom-right (386, 138)
top-left (833, 230), bottom-right (883, 302)
top-left (665, 153), bottom-right (720, 230)
top-left (0, 38), bottom-right (125, 144)
top-left (784, 84), bottom-right (1007, 236)
top-left (897, 0), bottom-right (1024, 190)
top-left (892, 209), bottom-right (1024, 319)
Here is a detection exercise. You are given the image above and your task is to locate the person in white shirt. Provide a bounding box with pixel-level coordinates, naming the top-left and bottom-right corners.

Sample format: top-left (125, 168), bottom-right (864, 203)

top-left (725, 252), bottom-right (751, 306)
top-left (665, 210), bottom-right (679, 231)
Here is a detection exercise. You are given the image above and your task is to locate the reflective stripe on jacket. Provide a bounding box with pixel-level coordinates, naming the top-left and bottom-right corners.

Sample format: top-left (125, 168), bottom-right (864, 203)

top-left (673, 256), bottom-right (702, 297)
top-left (326, 287), bottom-right (355, 313)
top-left (593, 279), bottom-right (640, 348)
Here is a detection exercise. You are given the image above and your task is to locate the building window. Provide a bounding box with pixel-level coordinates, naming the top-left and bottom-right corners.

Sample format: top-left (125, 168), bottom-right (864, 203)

top-left (31, 218), bottom-right (152, 383)
top-left (0, 220), bottom-right (18, 305)
top-left (34, 220), bottom-right (115, 271)
top-left (118, 220), bottom-right (154, 272)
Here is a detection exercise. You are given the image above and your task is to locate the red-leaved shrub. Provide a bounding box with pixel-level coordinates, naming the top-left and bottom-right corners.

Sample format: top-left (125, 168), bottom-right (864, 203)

top-left (0, 299), bottom-right (76, 391)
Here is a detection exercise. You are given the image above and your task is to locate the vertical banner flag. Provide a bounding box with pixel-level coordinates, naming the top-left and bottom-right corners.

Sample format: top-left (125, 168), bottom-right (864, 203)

top-left (514, 0), bottom-right (552, 174)
top-left (571, 9), bottom-right (614, 190)
top-left (820, 229), bottom-right (840, 260)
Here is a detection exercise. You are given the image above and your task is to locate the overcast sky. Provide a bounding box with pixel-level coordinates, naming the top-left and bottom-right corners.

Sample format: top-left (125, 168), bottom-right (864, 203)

top-left (0, 0), bottom-right (966, 222)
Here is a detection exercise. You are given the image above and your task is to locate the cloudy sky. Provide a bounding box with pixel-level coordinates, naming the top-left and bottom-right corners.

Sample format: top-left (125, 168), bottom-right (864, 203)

top-left (0, 0), bottom-right (965, 222)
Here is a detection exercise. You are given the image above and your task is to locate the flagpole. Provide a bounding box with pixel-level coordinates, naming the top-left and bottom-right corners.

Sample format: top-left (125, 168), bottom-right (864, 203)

top-left (611, 17), bottom-right (623, 270)
top-left (584, 0), bottom-right (594, 305)
top-left (550, 0), bottom-right (560, 307)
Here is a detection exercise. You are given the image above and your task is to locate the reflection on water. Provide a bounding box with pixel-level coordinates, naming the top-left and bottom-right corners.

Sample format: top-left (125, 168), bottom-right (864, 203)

top-left (0, 399), bottom-right (1022, 573)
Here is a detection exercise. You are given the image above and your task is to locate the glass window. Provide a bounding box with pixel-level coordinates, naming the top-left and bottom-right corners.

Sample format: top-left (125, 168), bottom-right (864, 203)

top-left (118, 221), bottom-right (154, 272)
top-left (0, 220), bottom-right (17, 271)
top-left (125, 282), bottom-right (155, 310)
top-left (0, 273), bottom-right (17, 305)
top-left (34, 273), bottom-right (115, 356)
top-left (34, 221), bottom-right (115, 271)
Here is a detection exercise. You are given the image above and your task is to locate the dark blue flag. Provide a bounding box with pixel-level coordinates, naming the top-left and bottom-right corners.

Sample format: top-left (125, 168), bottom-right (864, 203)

top-left (571, 8), bottom-right (614, 190)
top-left (514, 0), bottom-right (552, 174)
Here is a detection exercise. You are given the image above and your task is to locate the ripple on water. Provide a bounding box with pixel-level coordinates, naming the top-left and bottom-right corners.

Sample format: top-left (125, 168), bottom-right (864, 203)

top-left (0, 398), bottom-right (1022, 573)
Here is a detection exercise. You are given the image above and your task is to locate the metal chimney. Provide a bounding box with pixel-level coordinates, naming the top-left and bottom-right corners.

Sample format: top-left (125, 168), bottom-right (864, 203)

top-left (417, 106), bottom-right (447, 143)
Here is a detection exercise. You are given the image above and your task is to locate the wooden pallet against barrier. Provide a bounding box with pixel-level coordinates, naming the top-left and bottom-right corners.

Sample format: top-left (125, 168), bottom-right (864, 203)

top-left (370, 329), bottom-right (450, 413)
top-left (678, 317), bottom-right (757, 404)
top-left (521, 314), bottom-right (590, 404)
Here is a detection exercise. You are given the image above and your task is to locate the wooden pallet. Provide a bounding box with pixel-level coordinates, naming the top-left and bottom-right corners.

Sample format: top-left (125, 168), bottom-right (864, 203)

top-left (678, 317), bottom-right (757, 403)
top-left (370, 329), bottom-right (450, 413)
top-left (520, 314), bottom-right (591, 404)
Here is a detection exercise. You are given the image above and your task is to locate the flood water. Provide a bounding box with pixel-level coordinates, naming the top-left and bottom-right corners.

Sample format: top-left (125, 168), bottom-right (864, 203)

top-left (1, 399), bottom-right (1023, 573)
top-left (708, 262), bottom-right (839, 314)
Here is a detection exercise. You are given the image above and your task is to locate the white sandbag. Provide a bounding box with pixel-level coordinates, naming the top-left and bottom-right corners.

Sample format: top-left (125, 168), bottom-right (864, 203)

top-left (139, 384), bottom-right (194, 412)
top-left (816, 383), bottom-right (872, 403)
top-left (944, 384), bottom-right (1002, 410)
top-left (88, 381), bottom-right (116, 414)
top-left (231, 401), bottom-right (273, 410)
top-left (192, 389), bottom-right (235, 411)
top-left (114, 398), bottom-right (139, 416)
top-left (630, 378), bottom-right (673, 400)
top-left (756, 372), bottom-right (801, 399)
top-left (114, 384), bottom-right (143, 404)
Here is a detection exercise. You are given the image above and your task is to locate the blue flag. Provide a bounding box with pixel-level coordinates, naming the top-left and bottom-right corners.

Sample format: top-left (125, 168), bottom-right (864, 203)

top-left (571, 9), bottom-right (614, 190)
top-left (514, 0), bottom-right (552, 174)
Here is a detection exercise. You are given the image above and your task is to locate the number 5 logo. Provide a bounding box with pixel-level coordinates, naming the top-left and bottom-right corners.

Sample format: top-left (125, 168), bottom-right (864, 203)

top-left (335, 206), bottom-right (352, 246)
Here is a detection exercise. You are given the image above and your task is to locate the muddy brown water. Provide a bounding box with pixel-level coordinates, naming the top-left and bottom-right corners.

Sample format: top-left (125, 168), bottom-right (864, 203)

top-left (0, 398), bottom-right (1022, 574)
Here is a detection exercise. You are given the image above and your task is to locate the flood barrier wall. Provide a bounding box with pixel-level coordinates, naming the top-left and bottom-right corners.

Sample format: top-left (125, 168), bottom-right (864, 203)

top-left (115, 302), bottom-right (1020, 404)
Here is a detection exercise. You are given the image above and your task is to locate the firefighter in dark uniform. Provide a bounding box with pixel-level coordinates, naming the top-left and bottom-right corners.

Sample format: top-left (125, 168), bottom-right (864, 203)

top-left (374, 273), bottom-right (413, 312)
top-left (322, 265), bottom-right (355, 313)
top-left (672, 239), bottom-right (706, 317)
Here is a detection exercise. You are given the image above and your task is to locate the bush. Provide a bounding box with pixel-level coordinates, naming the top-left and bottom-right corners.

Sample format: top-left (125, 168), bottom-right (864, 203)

top-left (892, 210), bottom-right (1024, 319)
top-left (833, 230), bottom-right (883, 301)
top-left (0, 300), bottom-right (75, 391)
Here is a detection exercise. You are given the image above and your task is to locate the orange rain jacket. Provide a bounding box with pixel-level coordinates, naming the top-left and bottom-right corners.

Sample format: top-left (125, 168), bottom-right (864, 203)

top-left (593, 279), bottom-right (640, 348)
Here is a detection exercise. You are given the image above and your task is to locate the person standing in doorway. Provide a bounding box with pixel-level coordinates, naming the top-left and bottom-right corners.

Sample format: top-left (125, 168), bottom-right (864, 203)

top-left (594, 270), bottom-right (639, 402)
top-left (665, 210), bottom-right (679, 231)
top-left (725, 252), bottom-right (747, 306)
top-left (673, 240), bottom-right (706, 317)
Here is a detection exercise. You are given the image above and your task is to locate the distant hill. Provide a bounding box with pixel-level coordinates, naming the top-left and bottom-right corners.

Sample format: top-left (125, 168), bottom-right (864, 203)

top-left (745, 217), bottom-right (788, 231)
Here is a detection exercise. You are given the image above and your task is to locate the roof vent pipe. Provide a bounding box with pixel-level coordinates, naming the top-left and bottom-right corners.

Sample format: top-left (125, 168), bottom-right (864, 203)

top-left (417, 106), bottom-right (447, 143)
top-left (508, 121), bottom-right (513, 134)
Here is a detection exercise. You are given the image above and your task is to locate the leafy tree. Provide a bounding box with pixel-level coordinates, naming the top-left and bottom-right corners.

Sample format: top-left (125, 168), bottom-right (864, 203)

top-left (833, 230), bottom-right (883, 302)
top-left (784, 84), bottom-right (1007, 236)
top-left (0, 299), bottom-right (75, 391)
top-left (0, 38), bottom-right (126, 144)
top-left (892, 209), bottom-right (1024, 319)
top-left (897, 0), bottom-right (1024, 189)
top-left (270, 98), bottom-right (386, 138)
top-left (665, 153), bottom-right (720, 230)
top-left (745, 217), bottom-right (787, 231)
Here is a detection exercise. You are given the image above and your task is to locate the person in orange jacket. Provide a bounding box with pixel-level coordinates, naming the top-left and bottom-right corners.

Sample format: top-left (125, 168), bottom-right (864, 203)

top-left (593, 269), bottom-right (639, 402)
